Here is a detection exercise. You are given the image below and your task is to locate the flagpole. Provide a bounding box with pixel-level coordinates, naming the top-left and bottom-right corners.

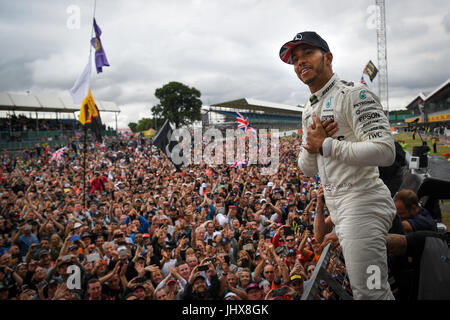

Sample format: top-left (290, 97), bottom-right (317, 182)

top-left (83, 0), bottom-right (97, 210)
top-left (83, 124), bottom-right (87, 210)
top-left (90, 0), bottom-right (97, 52)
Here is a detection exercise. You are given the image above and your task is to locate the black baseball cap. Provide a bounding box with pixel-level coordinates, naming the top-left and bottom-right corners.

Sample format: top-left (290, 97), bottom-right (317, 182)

top-left (279, 31), bottom-right (330, 64)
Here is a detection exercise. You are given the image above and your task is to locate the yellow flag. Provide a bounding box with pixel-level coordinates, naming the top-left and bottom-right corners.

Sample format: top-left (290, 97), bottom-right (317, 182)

top-left (78, 89), bottom-right (99, 125)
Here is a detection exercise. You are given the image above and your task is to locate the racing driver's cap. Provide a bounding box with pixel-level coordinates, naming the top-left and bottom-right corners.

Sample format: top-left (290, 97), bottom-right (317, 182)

top-left (279, 31), bottom-right (330, 64)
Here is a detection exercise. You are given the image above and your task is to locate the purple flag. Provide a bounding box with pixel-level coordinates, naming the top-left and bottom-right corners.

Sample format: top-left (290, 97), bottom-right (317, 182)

top-left (91, 18), bottom-right (110, 73)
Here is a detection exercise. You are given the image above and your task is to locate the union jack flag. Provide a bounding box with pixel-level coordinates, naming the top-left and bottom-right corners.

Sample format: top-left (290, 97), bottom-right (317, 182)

top-left (51, 147), bottom-right (66, 163)
top-left (236, 112), bottom-right (257, 137)
top-left (360, 76), bottom-right (368, 86)
top-left (232, 159), bottom-right (248, 169)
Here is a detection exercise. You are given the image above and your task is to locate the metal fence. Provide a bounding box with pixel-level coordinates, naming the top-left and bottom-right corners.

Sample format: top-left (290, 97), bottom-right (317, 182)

top-left (301, 242), bottom-right (353, 300)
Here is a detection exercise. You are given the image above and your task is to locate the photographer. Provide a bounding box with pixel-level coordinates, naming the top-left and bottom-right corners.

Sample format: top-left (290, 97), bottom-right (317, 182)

top-left (182, 261), bottom-right (220, 300)
top-left (298, 229), bottom-right (321, 265)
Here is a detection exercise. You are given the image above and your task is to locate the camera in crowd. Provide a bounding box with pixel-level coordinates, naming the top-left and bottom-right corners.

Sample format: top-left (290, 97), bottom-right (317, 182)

top-left (293, 217), bottom-right (313, 233)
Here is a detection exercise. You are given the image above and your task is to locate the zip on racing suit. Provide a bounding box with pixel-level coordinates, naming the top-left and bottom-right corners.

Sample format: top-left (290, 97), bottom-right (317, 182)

top-left (298, 73), bottom-right (397, 300)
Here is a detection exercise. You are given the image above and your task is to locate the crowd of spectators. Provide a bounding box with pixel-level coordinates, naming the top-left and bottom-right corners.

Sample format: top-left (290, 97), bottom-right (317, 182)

top-left (0, 134), bottom-right (346, 300)
top-left (0, 115), bottom-right (78, 133)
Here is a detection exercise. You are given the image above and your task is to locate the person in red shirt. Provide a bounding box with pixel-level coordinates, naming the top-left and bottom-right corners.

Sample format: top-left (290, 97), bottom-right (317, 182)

top-left (90, 172), bottom-right (107, 194)
top-left (272, 226), bottom-right (299, 254)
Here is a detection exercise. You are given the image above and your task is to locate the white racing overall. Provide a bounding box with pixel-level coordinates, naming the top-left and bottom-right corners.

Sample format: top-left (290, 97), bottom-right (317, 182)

top-left (298, 74), bottom-right (396, 300)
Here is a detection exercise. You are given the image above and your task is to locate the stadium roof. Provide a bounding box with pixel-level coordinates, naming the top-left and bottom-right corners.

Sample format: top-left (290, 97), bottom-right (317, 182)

top-left (210, 98), bottom-right (303, 115)
top-left (405, 92), bottom-right (427, 110)
top-left (405, 78), bottom-right (450, 110)
top-left (0, 92), bottom-right (121, 113)
top-left (424, 78), bottom-right (450, 103)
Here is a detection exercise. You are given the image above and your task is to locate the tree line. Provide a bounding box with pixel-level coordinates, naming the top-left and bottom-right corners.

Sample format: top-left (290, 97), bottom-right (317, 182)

top-left (128, 81), bottom-right (202, 133)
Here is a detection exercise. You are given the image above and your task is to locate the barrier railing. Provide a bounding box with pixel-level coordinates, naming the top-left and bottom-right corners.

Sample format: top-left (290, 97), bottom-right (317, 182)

top-left (301, 242), bottom-right (353, 300)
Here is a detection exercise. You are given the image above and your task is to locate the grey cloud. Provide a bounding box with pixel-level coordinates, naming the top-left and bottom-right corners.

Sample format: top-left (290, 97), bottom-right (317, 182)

top-left (0, 0), bottom-right (448, 129)
top-left (444, 12), bottom-right (450, 33)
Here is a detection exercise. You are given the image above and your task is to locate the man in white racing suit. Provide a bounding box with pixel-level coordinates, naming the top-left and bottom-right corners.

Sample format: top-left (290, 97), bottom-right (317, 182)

top-left (279, 31), bottom-right (396, 299)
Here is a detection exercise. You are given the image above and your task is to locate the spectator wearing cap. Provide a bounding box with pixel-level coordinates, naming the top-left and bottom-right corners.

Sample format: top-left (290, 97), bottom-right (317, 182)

top-left (15, 263), bottom-right (28, 282)
top-left (80, 232), bottom-right (92, 248)
top-left (218, 231), bottom-right (238, 265)
top-left (155, 265), bottom-right (186, 300)
top-left (288, 274), bottom-right (304, 299)
top-left (131, 283), bottom-right (148, 300)
top-left (246, 282), bottom-right (263, 300)
top-left (47, 257), bottom-right (70, 283)
top-left (38, 250), bottom-right (53, 276)
top-left (182, 262), bottom-right (220, 300)
top-left (142, 233), bottom-right (151, 246)
top-left (224, 291), bottom-right (240, 300)
top-left (284, 248), bottom-right (300, 270)
top-left (41, 278), bottom-right (59, 300)
top-left (67, 244), bottom-right (81, 261)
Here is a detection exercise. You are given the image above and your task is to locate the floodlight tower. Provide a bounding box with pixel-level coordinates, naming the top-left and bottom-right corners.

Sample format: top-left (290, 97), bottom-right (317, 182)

top-left (376, 0), bottom-right (389, 119)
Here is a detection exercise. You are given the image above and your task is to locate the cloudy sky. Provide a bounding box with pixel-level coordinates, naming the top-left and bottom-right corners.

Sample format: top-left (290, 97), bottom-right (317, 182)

top-left (0, 0), bottom-right (449, 129)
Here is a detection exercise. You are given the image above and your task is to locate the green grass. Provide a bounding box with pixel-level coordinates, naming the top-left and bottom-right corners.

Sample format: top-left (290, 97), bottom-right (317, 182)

top-left (395, 133), bottom-right (450, 228)
top-left (394, 132), bottom-right (450, 159)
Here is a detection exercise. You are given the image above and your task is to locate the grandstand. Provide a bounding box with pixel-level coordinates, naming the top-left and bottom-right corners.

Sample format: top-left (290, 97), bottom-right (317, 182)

top-left (204, 98), bottom-right (303, 130)
top-left (404, 78), bottom-right (450, 128)
top-left (0, 92), bottom-right (120, 151)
